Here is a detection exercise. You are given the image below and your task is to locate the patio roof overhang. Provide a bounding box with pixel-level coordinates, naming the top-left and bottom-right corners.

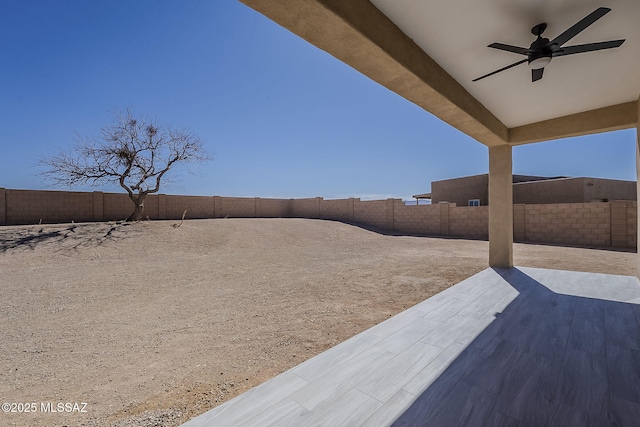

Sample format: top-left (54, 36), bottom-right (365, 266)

top-left (238, 0), bottom-right (639, 146)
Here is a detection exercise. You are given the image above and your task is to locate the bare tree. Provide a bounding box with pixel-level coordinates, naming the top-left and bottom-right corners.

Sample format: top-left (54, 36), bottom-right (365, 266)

top-left (41, 109), bottom-right (210, 221)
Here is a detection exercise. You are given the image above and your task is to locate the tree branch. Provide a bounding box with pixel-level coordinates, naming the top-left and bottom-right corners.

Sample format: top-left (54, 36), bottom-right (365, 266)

top-left (40, 108), bottom-right (211, 220)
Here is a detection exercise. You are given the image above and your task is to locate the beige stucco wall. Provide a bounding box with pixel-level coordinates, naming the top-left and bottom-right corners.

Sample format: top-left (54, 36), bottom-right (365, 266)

top-left (432, 175), bottom-right (636, 206)
top-left (513, 178), bottom-right (585, 205)
top-left (431, 174), bottom-right (488, 206)
top-left (584, 178), bottom-right (637, 202)
top-left (488, 145), bottom-right (513, 268)
top-left (514, 177), bottom-right (636, 204)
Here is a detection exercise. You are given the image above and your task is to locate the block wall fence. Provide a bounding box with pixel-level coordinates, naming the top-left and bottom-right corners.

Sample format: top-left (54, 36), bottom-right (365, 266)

top-left (0, 188), bottom-right (636, 249)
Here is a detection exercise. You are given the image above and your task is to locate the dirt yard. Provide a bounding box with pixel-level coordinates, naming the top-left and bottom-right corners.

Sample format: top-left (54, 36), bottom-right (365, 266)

top-left (0, 218), bottom-right (635, 426)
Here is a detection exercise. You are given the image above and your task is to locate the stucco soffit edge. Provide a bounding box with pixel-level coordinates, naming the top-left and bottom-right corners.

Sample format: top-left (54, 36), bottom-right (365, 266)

top-left (239, 0), bottom-right (509, 147)
top-left (509, 101), bottom-right (639, 145)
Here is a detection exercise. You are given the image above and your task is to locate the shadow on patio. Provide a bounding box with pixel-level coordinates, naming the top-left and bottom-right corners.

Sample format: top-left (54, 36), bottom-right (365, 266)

top-left (392, 268), bottom-right (640, 426)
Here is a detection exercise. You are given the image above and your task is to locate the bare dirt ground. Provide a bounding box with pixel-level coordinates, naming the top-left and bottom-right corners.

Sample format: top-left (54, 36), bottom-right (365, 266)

top-left (0, 218), bottom-right (635, 427)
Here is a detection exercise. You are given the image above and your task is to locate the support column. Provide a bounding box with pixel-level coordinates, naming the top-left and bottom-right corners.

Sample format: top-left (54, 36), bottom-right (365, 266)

top-left (636, 97), bottom-right (640, 277)
top-left (489, 145), bottom-right (514, 268)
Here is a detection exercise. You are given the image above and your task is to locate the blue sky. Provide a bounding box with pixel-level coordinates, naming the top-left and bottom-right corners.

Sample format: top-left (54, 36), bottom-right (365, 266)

top-left (1, 0), bottom-right (636, 201)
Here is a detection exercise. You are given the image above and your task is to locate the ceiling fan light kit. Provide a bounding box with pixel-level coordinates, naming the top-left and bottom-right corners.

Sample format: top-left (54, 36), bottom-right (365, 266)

top-left (528, 55), bottom-right (551, 70)
top-left (473, 7), bottom-right (625, 83)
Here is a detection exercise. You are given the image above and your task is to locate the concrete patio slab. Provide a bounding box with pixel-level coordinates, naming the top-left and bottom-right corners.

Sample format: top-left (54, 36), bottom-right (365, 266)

top-left (181, 267), bottom-right (640, 426)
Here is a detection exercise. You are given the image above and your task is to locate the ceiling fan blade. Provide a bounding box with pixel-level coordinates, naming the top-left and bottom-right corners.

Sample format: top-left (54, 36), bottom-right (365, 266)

top-left (472, 59), bottom-right (528, 82)
top-left (553, 39), bottom-right (625, 56)
top-left (488, 42), bottom-right (530, 55)
top-left (551, 7), bottom-right (611, 47)
top-left (532, 68), bottom-right (544, 82)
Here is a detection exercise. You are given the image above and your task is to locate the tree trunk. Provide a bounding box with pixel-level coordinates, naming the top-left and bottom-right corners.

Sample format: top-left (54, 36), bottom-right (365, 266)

top-left (126, 193), bottom-right (148, 221)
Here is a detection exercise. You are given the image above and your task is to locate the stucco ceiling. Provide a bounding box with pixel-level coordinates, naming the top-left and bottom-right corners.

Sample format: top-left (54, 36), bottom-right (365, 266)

top-left (370, 0), bottom-right (640, 128)
top-left (239, 0), bottom-right (638, 146)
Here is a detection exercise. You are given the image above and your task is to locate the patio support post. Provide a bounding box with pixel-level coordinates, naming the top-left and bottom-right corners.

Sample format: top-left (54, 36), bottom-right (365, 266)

top-left (636, 97), bottom-right (640, 277)
top-left (489, 145), bottom-right (513, 268)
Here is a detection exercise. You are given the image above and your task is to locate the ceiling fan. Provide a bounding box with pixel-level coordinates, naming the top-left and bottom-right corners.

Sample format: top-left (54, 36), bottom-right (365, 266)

top-left (473, 7), bottom-right (625, 83)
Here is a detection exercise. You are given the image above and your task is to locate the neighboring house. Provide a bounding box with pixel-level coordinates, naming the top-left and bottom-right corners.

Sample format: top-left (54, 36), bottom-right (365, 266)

top-left (413, 174), bottom-right (637, 206)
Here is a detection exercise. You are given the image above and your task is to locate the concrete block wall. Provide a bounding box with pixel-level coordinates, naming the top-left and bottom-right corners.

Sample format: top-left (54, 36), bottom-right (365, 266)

top-left (450, 206), bottom-right (489, 239)
top-left (320, 198), bottom-right (354, 222)
top-left (4, 189), bottom-right (94, 225)
top-left (627, 202), bottom-right (637, 248)
top-left (258, 198), bottom-right (291, 218)
top-left (523, 202), bottom-right (611, 247)
top-left (93, 192), bottom-right (104, 222)
top-left (0, 188), bottom-right (6, 225)
top-left (609, 201), bottom-right (638, 248)
top-left (158, 194), bottom-right (167, 220)
top-left (216, 197), bottom-right (258, 218)
top-left (513, 204), bottom-right (526, 242)
top-left (440, 203), bottom-right (450, 235)
top-left (354, 199), bottom-right (391, 230)
top-left (0, 188), bottom-right (636, 250)
top-left (165, 195), bottom-right (214, 219)
top-left (393, 201), bottom-right (442, 235)
top-left (291, 197), bottom-right (321, 218)
top-left (142, 195), bottom-right (160, 220)
top-left (100, 192), bottom-right (161, 221)
top-left (102, 192), bottom-right (136, 221)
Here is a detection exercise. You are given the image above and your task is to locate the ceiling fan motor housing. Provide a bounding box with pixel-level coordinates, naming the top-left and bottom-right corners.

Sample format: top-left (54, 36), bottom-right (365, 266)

top-left (528, 38), bottom-right (553, 69)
